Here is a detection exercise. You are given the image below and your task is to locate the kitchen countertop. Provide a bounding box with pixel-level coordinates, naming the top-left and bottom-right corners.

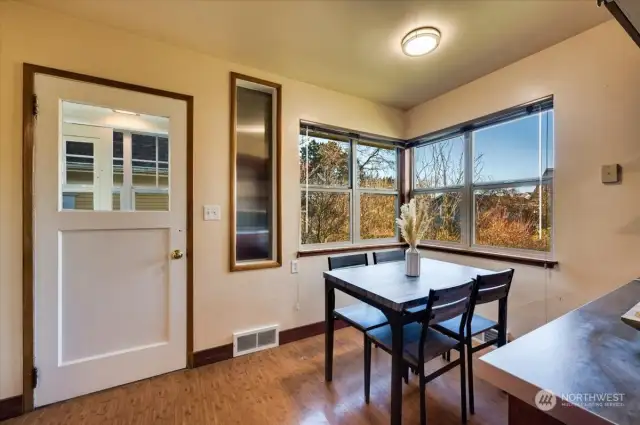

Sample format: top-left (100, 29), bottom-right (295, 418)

top-left (476, 279), bottom-right (640, 425)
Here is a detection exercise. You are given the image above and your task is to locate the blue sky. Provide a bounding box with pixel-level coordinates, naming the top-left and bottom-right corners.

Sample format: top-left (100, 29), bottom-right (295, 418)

top-left (473, 110), bottom-right (554, 183)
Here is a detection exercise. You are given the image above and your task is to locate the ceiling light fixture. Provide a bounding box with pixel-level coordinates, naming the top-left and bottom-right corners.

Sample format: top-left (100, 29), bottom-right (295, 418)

top-left (113, 109), bottom-right (139, 116)
top-left (401, 27), bottom-right (441, 57)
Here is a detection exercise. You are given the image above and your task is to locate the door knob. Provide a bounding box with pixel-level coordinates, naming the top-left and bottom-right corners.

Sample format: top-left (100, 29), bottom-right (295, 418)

top-left (171, 249), bottom-right (184, 260)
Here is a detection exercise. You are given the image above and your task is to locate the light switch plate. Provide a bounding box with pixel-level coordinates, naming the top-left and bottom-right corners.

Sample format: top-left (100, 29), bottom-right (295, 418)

top-left (601, 164), bottom-right (621, 184)
top-left (291, 260), bottom-right (299, 274)
top-left (203, 205), bottom-right (221, 221)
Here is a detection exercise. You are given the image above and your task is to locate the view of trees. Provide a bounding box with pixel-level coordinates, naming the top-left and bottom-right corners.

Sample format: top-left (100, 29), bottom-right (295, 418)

top-left (300, 135), bottom-right (397, 244)
top-left (300, 119), bottom-right (552, 252)
top-left (414, 136), bottom-right (551, 251)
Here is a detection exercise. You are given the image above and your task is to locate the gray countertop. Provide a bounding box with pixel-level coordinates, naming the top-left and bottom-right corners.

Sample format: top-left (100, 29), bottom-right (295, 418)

top-left (477, 279), bottom-right (640, 425)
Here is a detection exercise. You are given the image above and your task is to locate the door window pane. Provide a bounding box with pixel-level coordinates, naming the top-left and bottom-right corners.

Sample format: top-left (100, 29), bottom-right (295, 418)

top-left (414, 136), bottom-right (465, 189)
top-left (132, 161), bottom-right (157, 187)
top-left (113, 159), bottom-right (124, 186)
top-left (65, 156), bottom-right (94, 185)
top-left (357, 144), bottom-right (397, 189)
top-left (416, 192), bottom-right (462, 242)
top-left (61, 101), bottom-right (170, 212)
top-left (113, 132), bottom-right (123, 159)
top-left (67, 141), bottom-right (94, 156)
top-left (112, 191), bottom-right (121, 211)
top-left (62, 192), bottom-right (94, 210)
top-left (360, 193), bottom-right (396, 239)
top-left (299, 134), bottom-right (350, 187)
top-left (132, 133), bottom-right (157, 161)
top-left (474, 184), bottom-right (551, 251)
top-left (300, 191), bottom-right (350, 244)
top-left (158, 137), bottom-right (169, 162)
top-left (134, 192), bottom-right (169, 211)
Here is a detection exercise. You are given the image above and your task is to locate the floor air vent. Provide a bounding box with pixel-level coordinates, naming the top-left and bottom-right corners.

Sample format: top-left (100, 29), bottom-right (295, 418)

top-left (233, 325), bottom-right (279, 357)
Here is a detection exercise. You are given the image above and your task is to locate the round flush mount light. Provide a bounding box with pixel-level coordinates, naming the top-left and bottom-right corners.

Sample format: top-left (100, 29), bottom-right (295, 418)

top-left (401, 27), bottom-right (441, 57)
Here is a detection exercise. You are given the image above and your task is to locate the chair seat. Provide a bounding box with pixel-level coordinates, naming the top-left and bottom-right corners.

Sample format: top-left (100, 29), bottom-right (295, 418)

top-left (433, 314), bottom-right (497, 338)
top-left (367, 322), bottom-right (460, 368)
top-left (334, 304), bottom-right (388, 332)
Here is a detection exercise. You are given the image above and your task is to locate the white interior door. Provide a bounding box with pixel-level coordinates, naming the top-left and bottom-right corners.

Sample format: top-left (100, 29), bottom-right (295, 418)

top-left (33, 74), bottom-right (187, 407)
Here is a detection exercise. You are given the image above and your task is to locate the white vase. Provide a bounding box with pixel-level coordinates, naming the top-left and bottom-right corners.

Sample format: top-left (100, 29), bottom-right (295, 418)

top-left (405, 247), bottom-right (421, 277)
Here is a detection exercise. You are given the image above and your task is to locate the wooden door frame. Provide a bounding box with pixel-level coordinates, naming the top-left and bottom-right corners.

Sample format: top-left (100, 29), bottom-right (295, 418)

top-left (22, 63), bottom-right (195, 412)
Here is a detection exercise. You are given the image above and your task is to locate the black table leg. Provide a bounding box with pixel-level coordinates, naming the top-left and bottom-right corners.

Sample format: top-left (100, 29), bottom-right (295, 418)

top-left (325, 279), bottom-right (335, 382)
top-left (388, 311), bottom-right (404, 425)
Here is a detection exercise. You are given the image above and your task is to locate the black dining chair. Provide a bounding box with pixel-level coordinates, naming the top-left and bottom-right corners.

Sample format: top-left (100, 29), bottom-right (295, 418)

top-left (364, 281), bottom-right (476, 425)
top-left (328, 253), bottom-right (388, 347)
top-left (434, 268), bottom-right (514, 415)
top-left (373, 249), bottom-right (405, 265)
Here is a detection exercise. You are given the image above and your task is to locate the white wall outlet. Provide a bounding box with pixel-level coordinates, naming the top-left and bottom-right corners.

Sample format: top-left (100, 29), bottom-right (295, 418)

top-left (203, 205), bottom-right (221, 221)
top-left (291, 260), bottom-right (299, 274)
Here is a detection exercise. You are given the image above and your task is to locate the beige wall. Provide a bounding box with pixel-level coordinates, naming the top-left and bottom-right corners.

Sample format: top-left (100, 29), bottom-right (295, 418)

top-left (0, 2), bottom-right (404, 398)
top-left (1, 1), bottom-right (639, 401)
top-left (408, 20), bottom-right (640, 342)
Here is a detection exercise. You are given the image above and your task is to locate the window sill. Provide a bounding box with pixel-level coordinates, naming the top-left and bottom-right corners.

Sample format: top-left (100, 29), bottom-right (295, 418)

top-left (417, 244), bottom-right (558, 269)
top-left (297, 242), bottom-right (408, 258)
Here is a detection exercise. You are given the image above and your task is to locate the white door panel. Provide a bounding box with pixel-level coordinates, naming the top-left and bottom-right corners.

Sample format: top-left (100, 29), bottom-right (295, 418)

top-left (34, 74), bottom-right (187, 407)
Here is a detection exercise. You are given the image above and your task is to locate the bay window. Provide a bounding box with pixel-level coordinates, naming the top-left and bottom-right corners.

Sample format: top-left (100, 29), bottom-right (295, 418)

top-left (298, 97), bottom-right (553, 257)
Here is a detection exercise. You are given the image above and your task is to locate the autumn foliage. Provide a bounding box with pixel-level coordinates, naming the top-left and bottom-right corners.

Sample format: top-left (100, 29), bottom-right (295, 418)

top-left (300, 134), bottom-right (551, 251)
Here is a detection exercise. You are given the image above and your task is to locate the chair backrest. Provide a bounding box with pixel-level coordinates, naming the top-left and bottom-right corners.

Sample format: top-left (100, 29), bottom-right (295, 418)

top-left (417, 280), bottom-right (475, 362)
top-left (425, 281), bottom-right (476, 326)
top-left (373, 249), bottom-right (405, 265)
top-left (475, 269), bottom-right (514, 305)
top-left (328, 253), bottom-right (368, 271)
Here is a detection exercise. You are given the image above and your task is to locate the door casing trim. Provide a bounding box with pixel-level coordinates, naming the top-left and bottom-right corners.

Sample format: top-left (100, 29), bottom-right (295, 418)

top-left (22, 63), bottom-right (195, 412)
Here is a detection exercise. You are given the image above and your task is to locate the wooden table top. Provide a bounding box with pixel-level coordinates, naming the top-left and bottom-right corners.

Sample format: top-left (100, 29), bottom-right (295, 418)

top-left (323, 258), bottom-right (493, 312)
top-left (477, 279), bottom-right (640, 425)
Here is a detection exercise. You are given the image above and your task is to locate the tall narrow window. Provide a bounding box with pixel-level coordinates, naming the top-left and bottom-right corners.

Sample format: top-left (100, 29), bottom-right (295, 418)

top-left (413, 136), bottom-right (464, 242)
top-left (299, 132), bottom-right (351, 245)
top-left (230, 73), bottom-right (282, 271)
top-left (357, 143), bottom-right (398, 240)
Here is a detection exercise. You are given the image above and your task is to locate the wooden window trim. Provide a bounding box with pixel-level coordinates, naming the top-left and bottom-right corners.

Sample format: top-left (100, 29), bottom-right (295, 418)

top-left (229, 72), bottom-right (282, 272)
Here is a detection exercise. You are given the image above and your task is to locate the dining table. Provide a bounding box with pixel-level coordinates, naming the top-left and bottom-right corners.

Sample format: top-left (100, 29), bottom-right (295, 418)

top-left (323, 257), bottom-right (494, 425)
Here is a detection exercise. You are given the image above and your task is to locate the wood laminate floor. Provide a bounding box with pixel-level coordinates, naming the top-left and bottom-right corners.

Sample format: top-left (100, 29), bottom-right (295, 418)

top-left (4, 328), bottom-right (506, 425)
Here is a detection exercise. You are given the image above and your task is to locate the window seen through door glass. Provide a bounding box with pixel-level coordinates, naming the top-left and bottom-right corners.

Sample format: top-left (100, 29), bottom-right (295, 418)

top-left (112, 132), bottom-right (124, 210)
top-left (60, 100), bottom-right (170, 211)
top-left (131, 133), bottom-right (170, 211)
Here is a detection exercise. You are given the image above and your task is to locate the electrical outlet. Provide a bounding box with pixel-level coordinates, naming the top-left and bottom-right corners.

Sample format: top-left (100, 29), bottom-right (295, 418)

top-left (203, 205), bottom-right (221, 221)
top-left (291, 260), bottom-right (299, 274)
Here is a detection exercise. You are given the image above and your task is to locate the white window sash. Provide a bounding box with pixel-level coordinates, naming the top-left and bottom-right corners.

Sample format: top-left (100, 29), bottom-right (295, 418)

top-left (412, 112), bottom-right (554, 256)
top-left (300, 137), bottom-right (400, 248)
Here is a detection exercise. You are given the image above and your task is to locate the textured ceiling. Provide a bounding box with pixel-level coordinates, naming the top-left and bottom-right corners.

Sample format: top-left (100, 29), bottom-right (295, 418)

top-left (23, 0), bottom-right (610, 109)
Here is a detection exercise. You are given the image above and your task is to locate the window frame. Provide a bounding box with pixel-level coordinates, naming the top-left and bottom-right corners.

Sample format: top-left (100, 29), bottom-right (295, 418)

top-left (411, 108), bottom-right (555, 259)
top-left (229, 72), bottom-right (282, 272)
top-left (60, 129), bottom-right (169, 211)
top-left (299, 130), bottom-right (401, 250)
top-left (411, 135), bottom-right (467, 248)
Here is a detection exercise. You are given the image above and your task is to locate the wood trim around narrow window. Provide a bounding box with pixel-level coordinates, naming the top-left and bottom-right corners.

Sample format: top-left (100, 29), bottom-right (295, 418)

top-left (21, 63), bottom-right (195, 413)
top-left (229, 72), bottom-right (282, 271)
